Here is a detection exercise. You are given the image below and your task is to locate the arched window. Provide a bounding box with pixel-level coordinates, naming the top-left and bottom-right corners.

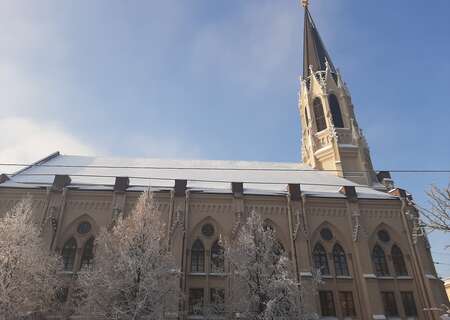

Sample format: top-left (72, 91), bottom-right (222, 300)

top-left (313, 98), bottom-right (327, 132)
top-left (391, 245), bottom-right (407, 276)
top-left (62, 238), bottom-right (77, 271)
top-left (191, 239), bottom-right (205, 273)
top-left (305, 108), bottom-right (309, 126)
top-left (313, 243), bottom-right (330, 275)
top-left (210, 240), bottom-right (225, 273)
top-left (372, 245), bottom-right (389, 276)
top-left (333, 244), bottom-right (349, 276)
top-left (80, 237), bottom-right (95, 269)
top-left (328, 94), bottom-right (344, 128)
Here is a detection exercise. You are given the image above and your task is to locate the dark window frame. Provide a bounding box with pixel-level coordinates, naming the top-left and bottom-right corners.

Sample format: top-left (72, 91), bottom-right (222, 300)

top-left (401, 291), bottom-right (417, 317)
top-left (210, 288), bottom-right (225, 315)
top-left (210, 240), bottom-right (225, 273)
top-left (319, 291), bottom-right (336, 317)
top-left (189, 288), bottom-right (204, 315)
top-left (191, 239), bottom-right (205, 273)
top-left (313, 98), bottom-right (327, 132)
top-left (373, 245), bottom-right (390, 276)
top-left (339, 291), bottom-right (356, 317)
top-left (328, 94), bottom-right (344, 128)
top-left (391, 245), bottom-right (408, 276)
top-left (62, 237), bottom-right (77, 271)
top-left (313, 243), bottom-right (330, 275)
top-left (80, 237), bottom-right (95, 269)
top-left (333, 244), bottom-right (350, 276)
top-left (381, 291), bottom-right (399, 317)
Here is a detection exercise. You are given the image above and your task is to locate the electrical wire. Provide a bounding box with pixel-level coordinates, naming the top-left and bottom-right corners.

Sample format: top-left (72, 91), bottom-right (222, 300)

top-left (0, 162), bottom-right (450, 173)
top-left (2, 172), bottom-right (384, 189)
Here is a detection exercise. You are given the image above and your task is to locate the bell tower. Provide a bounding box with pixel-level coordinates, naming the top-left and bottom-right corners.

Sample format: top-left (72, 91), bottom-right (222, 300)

top-left (299, 3), bottom-right (377, 186)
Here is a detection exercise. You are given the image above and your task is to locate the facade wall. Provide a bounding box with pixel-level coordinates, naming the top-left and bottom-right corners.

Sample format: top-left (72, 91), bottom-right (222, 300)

top-left (0, 186), bottom-right (447, 320)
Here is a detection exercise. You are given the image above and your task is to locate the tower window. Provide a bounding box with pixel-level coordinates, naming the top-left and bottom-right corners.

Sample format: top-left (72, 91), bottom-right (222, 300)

top-left (305, 108), bottom-right (309, 126)
top-left (210, 240), bottom-right (225, 273)
top-left (313, 243), bottom-right (330, 275)
top-left (191, 239), bottom-right (205, 273)
top-left (372, 245), bottom-right (390, 276)
top-left (62, 237), bottom-right (77, 271)
top-left (328, 94), bottom-right (344, 128)
top-left (80, 237), bottom-right (95, 269)
top-left (391, 245), bottom-right (408, 276)
top-left (381, 291), bottom-right (399, 317)
top-left (319, 291), bottom-right (336, 316)
top-left (313, 98), bottom-right (327, 132)
top-left (332, 244), bottom-right (349, 276)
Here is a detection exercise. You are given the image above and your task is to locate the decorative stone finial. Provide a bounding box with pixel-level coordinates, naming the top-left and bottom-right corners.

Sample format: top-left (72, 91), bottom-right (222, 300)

top-left (301, 0), bottom-right (309, 8)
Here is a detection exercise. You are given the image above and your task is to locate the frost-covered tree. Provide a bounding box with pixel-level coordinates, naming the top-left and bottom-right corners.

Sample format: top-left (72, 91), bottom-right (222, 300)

top-left (420, 184), bottom-right (450, 233)
top-left (0, 198), bottom-right (62, 319)
top-left (75, 190), bottom-right (181, 320)
top-left (226, 211), bottom-right (316, 320)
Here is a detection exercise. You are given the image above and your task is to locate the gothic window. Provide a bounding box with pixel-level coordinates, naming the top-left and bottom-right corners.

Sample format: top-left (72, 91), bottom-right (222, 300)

top-left (333, 244), bottom-right (349, 276)
top-left (313, 98), bottom-right (327, 132)
top-left (328, 94), bottom-right (344, 128)
top-left (305, 108), bottom-right (309, 126)
top-left (210, 240), bottom-right (225, 273)
top-left (339, 291), bottom-right (356, 317)
top-left (80, 237), bottom-right (95, 269)
top-left (319, 291), bottom-right (336, 316)
top-left (381, 292), bottom-right (399, 317)
top-left (191, 239), bottom-right (205, 273)
top-left (372, 245), bottom-right (390, 276)
top-left (62, 237), bottom-right (77, 271)
top-left (401, 292), bottom-right (417, 317)
top-left (391, 245), bottom-right (408, 276)
top-left (313, 243), bottom-right (330, 275)
top-left (189, 288), bottom-right (204, 315)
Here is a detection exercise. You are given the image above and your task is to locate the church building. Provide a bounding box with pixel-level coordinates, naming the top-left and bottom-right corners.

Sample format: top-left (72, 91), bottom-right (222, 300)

top-left (0, 3), bottom-right (447, 320)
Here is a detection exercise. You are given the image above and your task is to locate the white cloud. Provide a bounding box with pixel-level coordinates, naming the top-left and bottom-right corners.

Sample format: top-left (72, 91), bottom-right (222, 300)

top-left (0, 117), bottom-right (94, 174)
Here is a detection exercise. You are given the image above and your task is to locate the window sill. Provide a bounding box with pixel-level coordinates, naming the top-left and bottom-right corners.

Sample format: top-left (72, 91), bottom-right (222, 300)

top-left (336, 275), bottom-right (353, 280)
top-left (396, 276), bottom-right (413, 280)
top-left (376, 276), bottom-right (394, 280)
top-left (189, 272), bottom-right (207, 276)
top-left (209, 272), bottom-right (227, 277)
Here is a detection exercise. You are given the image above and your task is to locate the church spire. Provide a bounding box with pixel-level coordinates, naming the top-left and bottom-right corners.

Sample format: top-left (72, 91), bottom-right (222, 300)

top-left (303, 6), bottom-right (336, 78)
top-left (298, 4), bottom-right (379, 187)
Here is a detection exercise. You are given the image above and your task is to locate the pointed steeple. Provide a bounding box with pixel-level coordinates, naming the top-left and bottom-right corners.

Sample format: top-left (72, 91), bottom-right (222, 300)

top-left (299, 3), bottom-right (378, 187)
top-left (303, 7), bottom-right (336, 78)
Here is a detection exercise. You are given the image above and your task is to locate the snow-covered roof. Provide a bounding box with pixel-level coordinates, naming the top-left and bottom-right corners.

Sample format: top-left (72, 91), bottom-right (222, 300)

top-left (0, 152), bottom-right (395, 199)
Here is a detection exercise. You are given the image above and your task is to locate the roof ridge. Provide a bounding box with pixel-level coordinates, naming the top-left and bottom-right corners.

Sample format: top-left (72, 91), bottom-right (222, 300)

top-left (11, 151), bottom-right (61, 177)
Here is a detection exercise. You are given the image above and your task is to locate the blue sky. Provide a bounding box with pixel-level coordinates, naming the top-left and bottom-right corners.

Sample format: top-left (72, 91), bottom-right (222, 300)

top-left (0, 0), bottom-right (449, 277)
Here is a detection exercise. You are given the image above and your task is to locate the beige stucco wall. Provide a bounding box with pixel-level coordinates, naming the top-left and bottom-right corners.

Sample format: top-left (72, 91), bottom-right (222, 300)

top-left (0, 185), bottom-right (447, 320)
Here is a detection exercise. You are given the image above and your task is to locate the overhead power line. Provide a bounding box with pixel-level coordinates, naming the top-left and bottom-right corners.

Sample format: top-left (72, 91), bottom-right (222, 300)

top-left (0, 162), bottom-right (450, 174)
top-left (3, 172), bottom-right (382, 188)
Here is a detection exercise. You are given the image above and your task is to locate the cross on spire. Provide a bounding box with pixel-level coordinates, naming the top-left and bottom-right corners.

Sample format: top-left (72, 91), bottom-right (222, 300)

top-left (301, 0), bottom-right (309, 8)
